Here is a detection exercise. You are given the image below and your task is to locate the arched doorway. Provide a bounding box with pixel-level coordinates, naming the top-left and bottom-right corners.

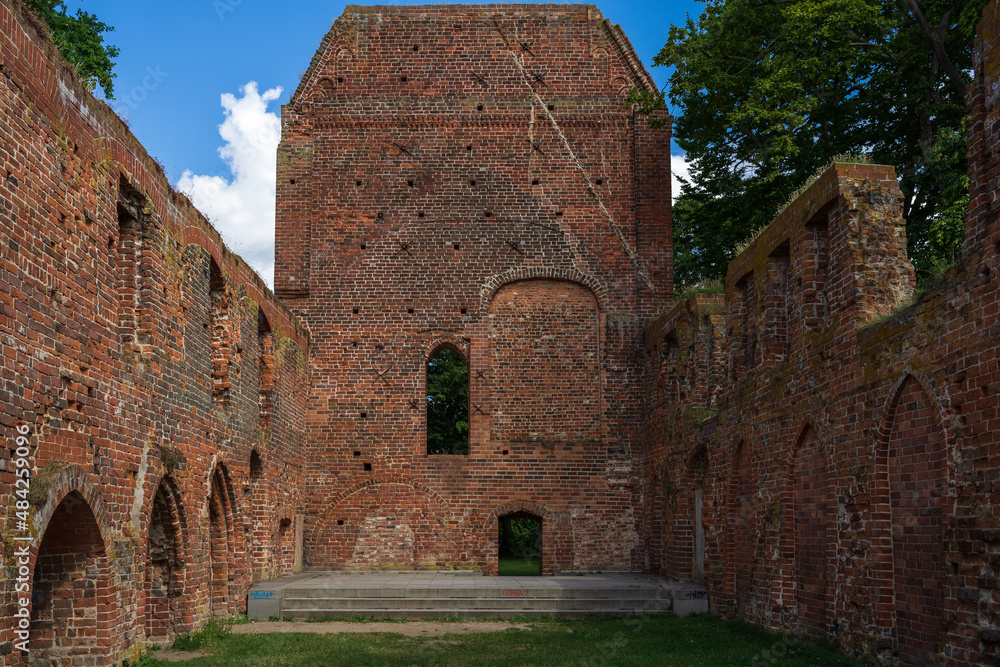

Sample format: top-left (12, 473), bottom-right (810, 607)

top-left (498, 511), bottom-right (542, 576)
top-left (146, 478), bottom-right (186, 641)
top-left (30, 490), bottom-right (114, 664)
top-left (209, 465), bottom-right (236, 616)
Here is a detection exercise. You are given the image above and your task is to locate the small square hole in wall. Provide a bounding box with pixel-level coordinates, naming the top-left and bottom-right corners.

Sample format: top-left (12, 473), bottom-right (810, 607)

top-left (532, 179), bottom-right (539, 185)
top-left (352, 306), bottom-right (359, 314)
top-left (351, 341), bottom-right (359, 348)
top-left (460, 307), bottom-right (467, 314)
top-left (596, 178), bottom-right (603, 185)
top-left (353, 451), bottom-right (361, 457)
top-left (356, 180), bottom-right (362, 187)
top-left (453, 243), bottom-right (461, 250)
top-left (418, 212), bottom-right (425, 218)
top-left (337, 519), bottom-right (345, 525)
top-left (401, 76), bottom-right (408, 82)
top-left (477, 104), bottom-right (484, 111)
top-left (407, 307), bottom-right (414, 314)
top-left (408, 180), bottom-right (414, 187)
top-left (363, 462), bottom-right (372, 471)
top-left (377, 212), bottom-right (384, 220)
top-left (555, 211), bottom-right (563, 217)
top-left (466, 145), bottom-right (473, 151)
top-left (290, 178), bottom-right (296, 184)
top-left (412, 45), bottom-right (420, 52)
top-left (502, 450), bottom-right (508, 455)
top-left (360, 412), bottom-right (367, 419)
top-left (337, 77), bottom-right (344, 83)
top-left (547, 104), bottom-right (554, 111)
top-left (469, 180), bottom-right (476, 186)
top-left (484, 211), bottom-right (492, 218)
top-left (360, 243), bottom-right (366, 250)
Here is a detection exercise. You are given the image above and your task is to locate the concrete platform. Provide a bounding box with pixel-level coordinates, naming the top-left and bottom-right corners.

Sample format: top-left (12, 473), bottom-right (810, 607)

top-left (248, 571), bottom-right (709, 620)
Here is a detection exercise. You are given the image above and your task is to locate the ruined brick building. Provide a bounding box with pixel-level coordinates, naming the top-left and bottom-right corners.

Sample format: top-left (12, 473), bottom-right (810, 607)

top-left (2, 0), bottom-right (1000, 663)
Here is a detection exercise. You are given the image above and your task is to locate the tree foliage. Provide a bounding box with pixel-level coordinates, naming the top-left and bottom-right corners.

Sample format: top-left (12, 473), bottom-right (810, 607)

top-left (426, 347), bottom-right (469, 455)
top-left (26, 0), bottom-right (118, 98)
top-left (499, 517), bottom-right (540, 558)
top-left (638, 0), bottom-right (985, 285)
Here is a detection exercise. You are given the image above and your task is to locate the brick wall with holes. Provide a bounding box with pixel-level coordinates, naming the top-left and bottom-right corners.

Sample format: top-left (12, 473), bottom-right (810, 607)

top-left (642, 7), bottom-right (1000, 654)
top-left (275, 5), bottom-right (673, 574)
top-left (0, 0), bottom-right (310, 662)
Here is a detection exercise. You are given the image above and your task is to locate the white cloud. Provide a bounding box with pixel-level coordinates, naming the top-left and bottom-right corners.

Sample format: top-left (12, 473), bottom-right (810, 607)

top-left (671, 152), bottom-right (692, 205)
top-left (178, 81), bottom-right (282, 287)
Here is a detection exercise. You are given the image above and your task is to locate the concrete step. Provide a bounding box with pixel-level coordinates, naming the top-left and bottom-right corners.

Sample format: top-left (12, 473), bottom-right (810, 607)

top-left (247, 572), bottom-right (709, 621)
top-left (280, 596), bottom-right (671, 612)
top-left (280, 587), bottom-right (674, 600)
top-left (277, 608), bottom-right (678, 620)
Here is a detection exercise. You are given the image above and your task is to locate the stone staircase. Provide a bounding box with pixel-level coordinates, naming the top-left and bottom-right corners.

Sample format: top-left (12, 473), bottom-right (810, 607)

top-left (248, 571), bottom-right (708, 620)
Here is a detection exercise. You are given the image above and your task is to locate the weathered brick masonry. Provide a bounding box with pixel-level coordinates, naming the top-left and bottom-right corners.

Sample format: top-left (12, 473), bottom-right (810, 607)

top-left (7, 0), bottom-right (1000, 663)
top-left (0, 0), bottom-right (309, 663)
top-left (641, 0), bottom-right (1000, 663)
top-left (275, 4), bottom-right (672, 575)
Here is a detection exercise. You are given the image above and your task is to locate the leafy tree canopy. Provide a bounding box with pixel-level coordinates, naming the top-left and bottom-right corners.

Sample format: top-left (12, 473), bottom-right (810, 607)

top-left (26, 0), bottom-right (118, 98)
top-left (635, 0), bottom-right (986, 286)
top-left (426, 347), bottom-right (469, 455)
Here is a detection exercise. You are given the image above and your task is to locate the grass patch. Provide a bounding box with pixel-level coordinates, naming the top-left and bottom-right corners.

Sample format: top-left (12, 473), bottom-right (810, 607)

top-left (171, 618), bottom-right (232, 651)
top-left (671, 279), bottom-right (725, 307)
top-left (498, 556), bottom-right (540, 576)
top-left (142, 614), bottom-right (865, 666)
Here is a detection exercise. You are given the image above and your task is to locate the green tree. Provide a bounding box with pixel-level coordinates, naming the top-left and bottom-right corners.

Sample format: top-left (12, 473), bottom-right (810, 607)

top-left (26, 0), bottom-right (118, 98)
top-left (426, 348), bottom-right (469, 455)
top-left (637, 0), bottom-right (985, 285)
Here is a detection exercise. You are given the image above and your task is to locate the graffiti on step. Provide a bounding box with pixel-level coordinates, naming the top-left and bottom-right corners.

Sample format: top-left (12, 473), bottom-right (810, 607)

top-left (501, 589), bottom-right (528, 597)
top-left (250, 590), bottom-right (274, 599)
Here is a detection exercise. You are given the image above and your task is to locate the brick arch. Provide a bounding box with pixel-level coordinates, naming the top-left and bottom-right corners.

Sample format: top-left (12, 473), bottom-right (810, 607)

top-left (207, 462), bottom-right (239, 616)
top-left (486, 500), bottom-right (551, 576)
top-left (486, 499), bottom-right (550, 524)
top-left (685, 442), bottom-right (710, 581)
top-left (319, 475), bottom-right (452, 516)
top-left (27, 467), bottom-right (119, 664)
top-left (312, 477), bottom-right (456, 570)
top-left (479, 267), bottom-right (607, 312)
top-left (726, 438), bottom-right (756, 613)
top-left (29, 463), bottom-right (112, 541)
top-left (781, 422), bottom-right (833, 635)
top-left (424, 335), bottom-right (469, 360)
top-left (143, 475), bottom-right (189, 641)
top-left (871, 374), bottom-right (948, 664)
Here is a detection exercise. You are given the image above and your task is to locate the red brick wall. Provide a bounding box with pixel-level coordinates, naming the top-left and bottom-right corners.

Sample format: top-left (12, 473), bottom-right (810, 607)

top-left (276, 4), bottom-right (672, 574)
top-left (644, 99), bottom-right (1000, 667)
top-left (0, 0), bottom-right (310, 662)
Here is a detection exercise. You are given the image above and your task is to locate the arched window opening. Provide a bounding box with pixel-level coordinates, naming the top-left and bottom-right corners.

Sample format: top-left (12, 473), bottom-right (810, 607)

top-left (258, 308), bottom-right (275, 429)
top-left (426, 346), bottom-right (469, 455)
top-left (146, 480), bottom-right (185, 641)
top-left (498, 512), bottom-right (541, 576)
top-left (209, 257), bottom-right (231, 409)
top-left (31, 491), bottom-right (113, 663)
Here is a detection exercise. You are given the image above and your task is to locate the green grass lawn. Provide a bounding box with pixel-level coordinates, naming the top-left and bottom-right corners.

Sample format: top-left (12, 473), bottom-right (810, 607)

top-left (498, 555), bottom-right (540, 576)
top-left (138, 615), bottom-right (867, 667)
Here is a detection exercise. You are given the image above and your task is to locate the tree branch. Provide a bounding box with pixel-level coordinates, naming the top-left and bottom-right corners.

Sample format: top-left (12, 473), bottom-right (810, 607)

top-left (904, 0), bottom-right (967, 98)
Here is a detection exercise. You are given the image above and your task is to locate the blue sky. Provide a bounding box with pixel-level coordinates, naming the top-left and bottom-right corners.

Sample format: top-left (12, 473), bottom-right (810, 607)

top-left (71, 0), bottom-right (702, 283)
